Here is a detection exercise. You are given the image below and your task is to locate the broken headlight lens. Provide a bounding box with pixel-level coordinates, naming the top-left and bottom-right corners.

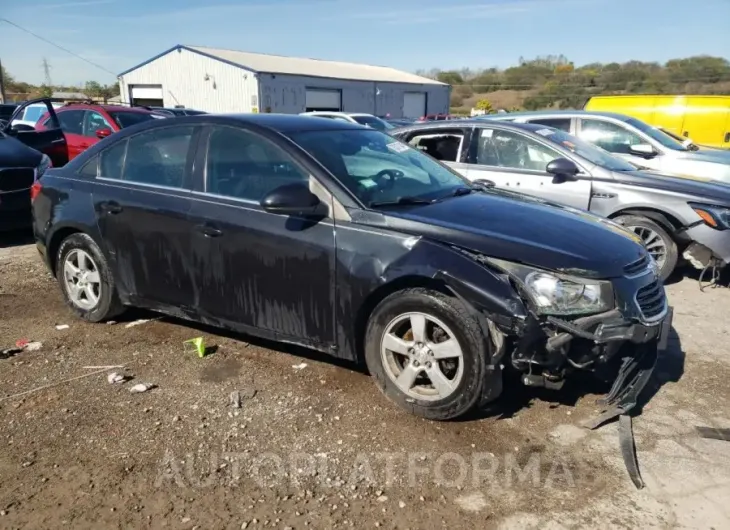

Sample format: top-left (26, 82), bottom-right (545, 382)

top-left (688, 202), bottom-right (730, 231)
top-left (488, 259), bottom-right (614, 316)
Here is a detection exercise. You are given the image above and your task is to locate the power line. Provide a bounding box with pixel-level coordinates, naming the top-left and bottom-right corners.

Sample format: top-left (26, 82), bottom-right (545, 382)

top-left (0, 18), bottom-right (117, 76)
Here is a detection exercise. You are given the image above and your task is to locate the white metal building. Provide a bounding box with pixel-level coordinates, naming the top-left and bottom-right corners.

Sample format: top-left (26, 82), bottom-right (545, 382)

top-left (117, 45), bottom-right (450, 118)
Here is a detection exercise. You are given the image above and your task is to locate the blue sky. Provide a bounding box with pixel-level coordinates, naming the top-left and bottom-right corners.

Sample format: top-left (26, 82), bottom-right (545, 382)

top-left (1, 0), bottom-right (729, 86)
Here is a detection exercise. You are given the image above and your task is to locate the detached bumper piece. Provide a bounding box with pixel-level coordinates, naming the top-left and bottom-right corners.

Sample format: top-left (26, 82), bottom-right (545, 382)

top-left (580, 307), bottom-right (672, 489)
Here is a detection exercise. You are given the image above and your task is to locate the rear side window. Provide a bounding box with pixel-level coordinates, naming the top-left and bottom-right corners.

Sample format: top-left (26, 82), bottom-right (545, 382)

top-left (122, 126), bottom-right (195, 188)
top-left (99, 140), bottom-right (127, 180)
top-left (527, 118), bottom-right (571, 132)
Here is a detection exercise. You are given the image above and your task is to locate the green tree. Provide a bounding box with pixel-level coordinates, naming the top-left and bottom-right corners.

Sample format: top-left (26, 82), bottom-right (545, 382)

top-left (437, 70), bottom-right (464, 85)
top-left (39, 84), bottom-right (53, 98)
top-left (84, 80), bottom-right (103, 99)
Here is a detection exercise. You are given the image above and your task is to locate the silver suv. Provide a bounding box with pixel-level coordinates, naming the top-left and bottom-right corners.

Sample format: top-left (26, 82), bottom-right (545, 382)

top-left (477, 111), bottom-right (730, 183)
top-left (390, 120), bottom-right (730, 281)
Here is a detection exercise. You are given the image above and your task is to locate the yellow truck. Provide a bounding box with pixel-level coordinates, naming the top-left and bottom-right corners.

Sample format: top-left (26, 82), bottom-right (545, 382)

top-left (584, 95), bottom-right (730, 149)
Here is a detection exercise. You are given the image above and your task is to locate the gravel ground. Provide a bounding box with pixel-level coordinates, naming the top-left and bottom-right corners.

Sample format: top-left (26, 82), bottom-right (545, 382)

top-left (1, 234), bottom-right (729, 529)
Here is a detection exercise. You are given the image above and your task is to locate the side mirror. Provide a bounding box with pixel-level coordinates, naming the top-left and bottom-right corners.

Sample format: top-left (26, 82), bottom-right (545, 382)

top-left (260, 182), bottom-right (321, 216)
top-left (628, 143), bottom-right (657, 158)
top-left (96, 128), bottom-right (112, 139)
top-left (545, 157), bottom-right (580, 183)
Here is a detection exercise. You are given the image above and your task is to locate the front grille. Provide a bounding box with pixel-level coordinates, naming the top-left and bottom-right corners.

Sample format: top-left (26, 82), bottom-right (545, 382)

top-left (0, 168), bottom-right (34, 193)
top-left (624, 254), bottom-right (649, 276)
top-left (635, 280), bottom-right (666, 321)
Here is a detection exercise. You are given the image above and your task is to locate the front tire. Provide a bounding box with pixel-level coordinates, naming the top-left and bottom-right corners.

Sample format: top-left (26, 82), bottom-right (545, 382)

top-left (364, 288), bottom-right (491, 421)
top-left (56, 233), bottom-right (124, 322)
top-left (616, 215), bottom-right (678, 281)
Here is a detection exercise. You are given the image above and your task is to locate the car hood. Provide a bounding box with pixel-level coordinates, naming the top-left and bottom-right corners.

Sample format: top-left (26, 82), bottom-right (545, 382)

top-left (614, 170), bottom-right (730, 203)
top-left (378, 190), bottom-right (646, 279)
top-left (680, 149), bottom-right (730, 164)
top-left (0, 135), bottom-right (42, 168)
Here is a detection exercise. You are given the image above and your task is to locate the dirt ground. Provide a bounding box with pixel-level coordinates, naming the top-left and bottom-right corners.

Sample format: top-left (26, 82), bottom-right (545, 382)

top-left (1, 233), bottom-right (729, 530)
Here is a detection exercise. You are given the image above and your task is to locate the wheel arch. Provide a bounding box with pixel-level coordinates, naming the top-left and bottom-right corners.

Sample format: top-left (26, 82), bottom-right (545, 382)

top-left (47, 224), bottom-right (97, 276)
top-left (608, 207), bottom-right (685, 241)
top-left (353, 275), bottom-right (451, 364)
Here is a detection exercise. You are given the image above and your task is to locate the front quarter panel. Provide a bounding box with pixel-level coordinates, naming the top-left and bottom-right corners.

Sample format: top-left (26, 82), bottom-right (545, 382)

top-left (587, 178), bottom-right (697, 227)
top-left (334, 217), bottom-right (527, 360)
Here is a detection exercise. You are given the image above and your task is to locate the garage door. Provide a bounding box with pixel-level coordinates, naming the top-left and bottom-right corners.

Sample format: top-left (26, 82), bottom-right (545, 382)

top-left (130, 84), bottom-right (164, 107)
top-left (305, 89), bottom-right (341, 112)
top-left (403, 92), bottom-right (426, 118)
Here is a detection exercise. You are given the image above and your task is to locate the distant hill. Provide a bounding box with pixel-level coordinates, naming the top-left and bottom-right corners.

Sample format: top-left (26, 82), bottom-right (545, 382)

top-left (415, 55), bottom-right (730, 114)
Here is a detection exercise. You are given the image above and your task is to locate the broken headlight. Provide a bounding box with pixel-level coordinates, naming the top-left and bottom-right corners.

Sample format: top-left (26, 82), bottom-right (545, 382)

top-left (689, 202), bottom-right (730, 231)
top-left (489, 258), bottom-right (614, 316)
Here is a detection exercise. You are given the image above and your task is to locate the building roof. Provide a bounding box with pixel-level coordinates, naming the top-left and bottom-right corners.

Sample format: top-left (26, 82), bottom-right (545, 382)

top-left (118, 45), bottom-right (447, 86)
top-left (52, 91), bottom-right (88, 100)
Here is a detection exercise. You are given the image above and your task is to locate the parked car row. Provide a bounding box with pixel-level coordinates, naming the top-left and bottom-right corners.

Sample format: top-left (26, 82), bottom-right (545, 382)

top-left (389, 118), bottom-right (730, 280)
top-left (27, 112), bottom-right (670, 423)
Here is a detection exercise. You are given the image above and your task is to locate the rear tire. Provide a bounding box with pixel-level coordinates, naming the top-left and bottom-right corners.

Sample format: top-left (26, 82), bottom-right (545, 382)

top-left (56, 233), bottom-right (124, 322)
top-left (616, 215), bottom-right (678, 281)
top-left (364, 288), bottom-right (491, 421)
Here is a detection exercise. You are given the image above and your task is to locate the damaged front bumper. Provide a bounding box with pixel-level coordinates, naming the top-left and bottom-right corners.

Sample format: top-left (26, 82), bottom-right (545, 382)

top-left (682, 223), bottom-right (730, 270)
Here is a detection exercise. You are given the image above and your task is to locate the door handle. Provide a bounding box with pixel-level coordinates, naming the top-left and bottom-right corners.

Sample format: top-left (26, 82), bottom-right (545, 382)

top-left (195, 224), bottom-right (222, 238)
top-left (724, 132), bottom-right (730, 143)
top-left (100, 201), bottom-right (122, 214)
top-left (682, 131), bottom-right (689, 137)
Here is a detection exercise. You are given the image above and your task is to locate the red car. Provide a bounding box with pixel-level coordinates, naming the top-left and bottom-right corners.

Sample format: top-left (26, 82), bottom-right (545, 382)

top-left (36, 102), bottom-right (163, 161)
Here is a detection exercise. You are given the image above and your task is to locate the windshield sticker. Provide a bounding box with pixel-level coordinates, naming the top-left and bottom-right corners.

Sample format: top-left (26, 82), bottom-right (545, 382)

top-left (387, 141), bottom-right (410, 153)
top-left (359, 178), bottom-right (378, 189)
top-left (480, 129), bottom-right (494, 138)
top-left (535, 128), bottom-right (554, 136)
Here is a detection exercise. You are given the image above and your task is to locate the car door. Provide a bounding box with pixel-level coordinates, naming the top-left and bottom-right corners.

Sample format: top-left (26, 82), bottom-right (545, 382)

top-left (186, 124), bottom-right (336, 346)
top-left (465, 126), bottom-right (591, 209)
top-left (91, 124), bottom-right (201, 308)
top-left (38, 109), bottom-right (89, 161)
top-left (3, 100), bottom-right (68, 167)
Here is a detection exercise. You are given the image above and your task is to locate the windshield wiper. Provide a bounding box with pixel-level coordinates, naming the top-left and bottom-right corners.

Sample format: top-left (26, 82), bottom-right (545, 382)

top-left (370, 197), bottom-right (435, 207)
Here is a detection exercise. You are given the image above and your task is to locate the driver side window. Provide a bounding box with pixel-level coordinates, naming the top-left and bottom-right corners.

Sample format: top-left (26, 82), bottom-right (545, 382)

top-left (478, 129), bottom-right (560, 172)
top-left (578, 119), bottom-right (643, 154)
top-left (83, 111), bottom-right (113, 137)
top-left (205, 126), bottom-right (308, 202)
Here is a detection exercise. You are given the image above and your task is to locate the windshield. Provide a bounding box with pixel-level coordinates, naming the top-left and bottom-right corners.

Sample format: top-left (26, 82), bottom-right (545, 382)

top-left (351, 115), bottom-right (394, 131)
top-left (626, 118), bottom-right (688, 151)
top-left (109, 111), bottom-right (157, 129)
top-left (538, 128), bottom-right (638, 172)
top-left (290, 129), bottom-right (470, 207)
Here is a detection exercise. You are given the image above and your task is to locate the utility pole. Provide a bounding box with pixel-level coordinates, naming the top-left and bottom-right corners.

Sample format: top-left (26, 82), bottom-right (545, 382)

top-left (42, 57), bottom-right (52, 87)
top-left (0, 58), bottom-right (6, 103)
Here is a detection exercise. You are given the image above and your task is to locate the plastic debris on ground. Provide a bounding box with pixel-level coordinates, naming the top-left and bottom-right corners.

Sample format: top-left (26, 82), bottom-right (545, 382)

top-left (23, 341), bottom-right (43, 352)
top-left (107, 372), bottom-right (128, 384)
top-left (292, 362), bottom-right (308, 371)
top-left (183, 337), bottom-right (207, 358)
top-left (129, 383), bottom-right (156, 393)
top-left (55, 324), bottom-right (70, 331)
top-left (125, 319), bottom-right (150, 329)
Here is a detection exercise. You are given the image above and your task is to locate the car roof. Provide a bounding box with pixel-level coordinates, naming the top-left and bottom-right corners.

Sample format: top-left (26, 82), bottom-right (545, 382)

top-left (389, 119), bottom-right (557, 134)
top-left (218, 113), bottom-right (364, 132)
top-left (61, 103), bottom-right (153, 113)
top-left (480, 110), bottom-right (632, 121)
